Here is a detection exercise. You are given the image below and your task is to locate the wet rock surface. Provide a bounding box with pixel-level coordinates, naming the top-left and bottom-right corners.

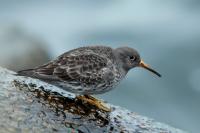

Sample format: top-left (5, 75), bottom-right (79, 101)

top-left (0, 67), bottom-right (186, 133)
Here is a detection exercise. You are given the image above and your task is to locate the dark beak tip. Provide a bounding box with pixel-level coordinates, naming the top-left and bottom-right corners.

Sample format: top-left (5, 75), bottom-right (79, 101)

top-left (157, 74), bottom-right (162, 78)
top-left (153, 71), bottom-right (161, 78)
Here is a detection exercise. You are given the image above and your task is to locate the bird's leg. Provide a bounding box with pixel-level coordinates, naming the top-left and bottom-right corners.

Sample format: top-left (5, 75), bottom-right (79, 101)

top-left (76, 95), bottom-right (111, 112)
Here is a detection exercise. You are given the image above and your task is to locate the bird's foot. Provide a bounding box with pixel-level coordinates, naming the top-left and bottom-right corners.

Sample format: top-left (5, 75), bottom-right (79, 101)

top-left (76, 95), bottom-right (111, 112)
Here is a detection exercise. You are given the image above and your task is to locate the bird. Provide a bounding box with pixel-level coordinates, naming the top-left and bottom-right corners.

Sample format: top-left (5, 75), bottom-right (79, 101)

top-left (17, 46), bottom-right (161, 112)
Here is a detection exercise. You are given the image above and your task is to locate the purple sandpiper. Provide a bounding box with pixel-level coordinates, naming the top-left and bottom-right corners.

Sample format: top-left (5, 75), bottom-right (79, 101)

top-left (18, 46), bottom-right (161, 111)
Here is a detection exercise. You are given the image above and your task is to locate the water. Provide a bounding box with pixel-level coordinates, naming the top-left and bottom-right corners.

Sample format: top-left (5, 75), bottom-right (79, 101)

top-left (0, 1), bottom-right (200, 132)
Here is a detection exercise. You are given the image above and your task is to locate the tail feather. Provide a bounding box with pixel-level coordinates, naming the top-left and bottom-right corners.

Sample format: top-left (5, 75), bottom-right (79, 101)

top-left (16, 69), bottom-right (58, 81)
top-left (17, 69), bottom-right (35, 76)
top-left (16, 68), bottom-right (60, 82)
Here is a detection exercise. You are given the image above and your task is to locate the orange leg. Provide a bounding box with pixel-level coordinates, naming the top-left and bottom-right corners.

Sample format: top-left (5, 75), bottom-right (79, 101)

top-left (76, 95), bottom-right (111, 112)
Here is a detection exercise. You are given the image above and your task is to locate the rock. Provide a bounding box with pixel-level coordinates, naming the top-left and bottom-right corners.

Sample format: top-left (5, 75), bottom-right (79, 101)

top-left (0, 66), bottom-right (186, 133)
top-left (0, 24), bottom-right (50, 71)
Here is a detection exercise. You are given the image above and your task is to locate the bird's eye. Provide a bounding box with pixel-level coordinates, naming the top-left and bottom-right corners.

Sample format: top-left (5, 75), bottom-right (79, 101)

top-left (129, 56), bottom-right (136, 61)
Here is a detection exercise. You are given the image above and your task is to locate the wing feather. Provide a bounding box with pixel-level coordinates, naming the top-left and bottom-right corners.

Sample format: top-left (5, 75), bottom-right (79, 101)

top-left (31, 53), bottom-right (113, 85)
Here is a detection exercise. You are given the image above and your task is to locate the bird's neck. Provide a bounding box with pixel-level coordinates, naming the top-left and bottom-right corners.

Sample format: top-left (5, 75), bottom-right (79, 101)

top-left (112, 50), bottom-right (129, 77)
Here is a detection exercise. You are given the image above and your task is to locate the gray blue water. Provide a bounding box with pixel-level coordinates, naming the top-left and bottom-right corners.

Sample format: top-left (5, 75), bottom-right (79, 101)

top-left (0, 1), bottom-right (200, 132)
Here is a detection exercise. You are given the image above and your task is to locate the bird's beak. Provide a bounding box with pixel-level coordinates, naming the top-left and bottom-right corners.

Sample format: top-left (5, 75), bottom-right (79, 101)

top-left (139, 60), bottom-right (161, 77)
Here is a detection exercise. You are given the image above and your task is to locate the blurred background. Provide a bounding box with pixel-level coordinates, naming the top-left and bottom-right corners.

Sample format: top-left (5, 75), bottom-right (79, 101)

top-left (0, 0), bottom-right (199, 132)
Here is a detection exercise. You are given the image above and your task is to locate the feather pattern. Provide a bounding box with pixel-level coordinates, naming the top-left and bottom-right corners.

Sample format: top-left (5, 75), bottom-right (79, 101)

top-left (18, 46), bottom-right (124, 94)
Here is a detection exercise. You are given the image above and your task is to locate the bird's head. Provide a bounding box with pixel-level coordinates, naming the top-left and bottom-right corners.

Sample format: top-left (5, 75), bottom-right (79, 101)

top-left (114, 47), bottom-right (161, 77)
